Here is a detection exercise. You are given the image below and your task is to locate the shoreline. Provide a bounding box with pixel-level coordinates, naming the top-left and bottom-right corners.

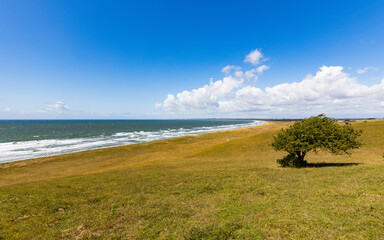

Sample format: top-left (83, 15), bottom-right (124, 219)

top-left (0, 121), bottom-right (268, 165)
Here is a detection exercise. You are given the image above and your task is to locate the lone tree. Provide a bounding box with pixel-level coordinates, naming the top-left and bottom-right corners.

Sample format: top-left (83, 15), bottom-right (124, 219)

top-left (271, 114), bottom-right (363, 167)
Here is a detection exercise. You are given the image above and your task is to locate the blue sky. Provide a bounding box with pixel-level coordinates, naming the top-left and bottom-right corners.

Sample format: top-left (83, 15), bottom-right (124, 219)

top-left (1, 0), bottom-right (384, 119)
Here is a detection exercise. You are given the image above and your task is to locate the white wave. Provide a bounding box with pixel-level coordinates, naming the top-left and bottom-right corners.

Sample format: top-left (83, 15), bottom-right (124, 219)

top-left (0, 120), bottom-right (266, 163)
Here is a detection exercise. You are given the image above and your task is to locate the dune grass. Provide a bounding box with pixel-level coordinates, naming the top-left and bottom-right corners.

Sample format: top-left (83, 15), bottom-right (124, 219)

top-left (0, 120), bottom-right (384, 239)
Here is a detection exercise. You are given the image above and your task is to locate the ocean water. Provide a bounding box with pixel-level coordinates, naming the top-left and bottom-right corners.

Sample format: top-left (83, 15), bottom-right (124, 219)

top-left (0, 119), bottom-right (266, 163)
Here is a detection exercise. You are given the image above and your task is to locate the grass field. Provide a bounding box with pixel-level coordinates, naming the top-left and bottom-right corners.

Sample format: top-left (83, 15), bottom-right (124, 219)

top-left (1, 120), bottom-right (384, 239)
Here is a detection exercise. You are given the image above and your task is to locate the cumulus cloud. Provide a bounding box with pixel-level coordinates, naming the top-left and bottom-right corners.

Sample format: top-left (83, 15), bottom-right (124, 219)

top-left (255, 65), bottom-right (270, 74)
top-left (158, 67), bottom-right (384, 117)
top-left (244, 65), bottom-right (270, 82)
top-left (159, 75), bottom-right (243, 112)
top-left (2, 107), bottom-right (11, 112)
top-left (221, 65), bottom-right (241, 74)
top-left (157, 49), bottom-right (273, 112)
top-left (157, 49), bottom-right (384, 117)
top-left (244, 49), bottom-right (264, 65)
top-left (357, 66), bottom-right (378, 74)
top-left (227, 66), bottom-right (384, 114)
top-left (244, 69), bottom-right (259, 82)
top-left (45, 101), bottom-right (69, 113)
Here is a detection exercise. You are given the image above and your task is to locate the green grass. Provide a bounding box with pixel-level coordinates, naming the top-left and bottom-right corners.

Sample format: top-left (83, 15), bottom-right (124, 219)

top-left (1, 121), bottom-right (384, 239)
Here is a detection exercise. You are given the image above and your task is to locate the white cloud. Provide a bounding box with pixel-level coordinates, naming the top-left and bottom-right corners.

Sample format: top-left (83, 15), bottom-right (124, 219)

top-left (357, 66), bottom-right (378, 74)
top-left (158, 75), bottom-right (244, 112)
top-left (244, 65), bottom-right (270, 82)
top-left (220, 66), bottom-right (384, 115)
top-left (2, 107), bottom-right (11, 112)
top-left (221, 65), bottom-right (241, 74)
top-left (157, 49), bottom-right (273, 112)
top-left (45, 101), bottom-right (69, 113)
top-left (244, 49), bottom-right (265, 66)
top-left (244, 69), bottom-right (258, 81)
top-left (157, 59), bottom-right (384, 116)
top-left (255, 65), bottom-right (270, 74)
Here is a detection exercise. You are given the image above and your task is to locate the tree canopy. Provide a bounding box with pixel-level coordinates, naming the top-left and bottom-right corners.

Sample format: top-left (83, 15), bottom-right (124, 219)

top-left (271, 114), bottom-right (363, 167)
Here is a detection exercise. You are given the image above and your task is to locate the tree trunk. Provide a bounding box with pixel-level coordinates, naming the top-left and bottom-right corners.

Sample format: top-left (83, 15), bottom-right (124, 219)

top-left (296, 151), bottom-right (307, 166)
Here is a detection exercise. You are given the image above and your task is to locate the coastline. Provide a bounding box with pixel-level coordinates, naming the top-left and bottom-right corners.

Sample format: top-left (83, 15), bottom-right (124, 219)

top-left (0, 121), bottom-right (278, 187)
top-left (0, 120), bottom-right (268, 166)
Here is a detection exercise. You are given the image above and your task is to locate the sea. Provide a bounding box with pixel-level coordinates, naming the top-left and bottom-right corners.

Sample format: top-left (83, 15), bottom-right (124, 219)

top-left (0, 119), bottom-right (266, 163)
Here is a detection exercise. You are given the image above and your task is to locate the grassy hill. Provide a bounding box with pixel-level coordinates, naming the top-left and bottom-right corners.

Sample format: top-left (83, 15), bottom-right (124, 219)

top-left (1, 120), bottom-right (384, 239)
